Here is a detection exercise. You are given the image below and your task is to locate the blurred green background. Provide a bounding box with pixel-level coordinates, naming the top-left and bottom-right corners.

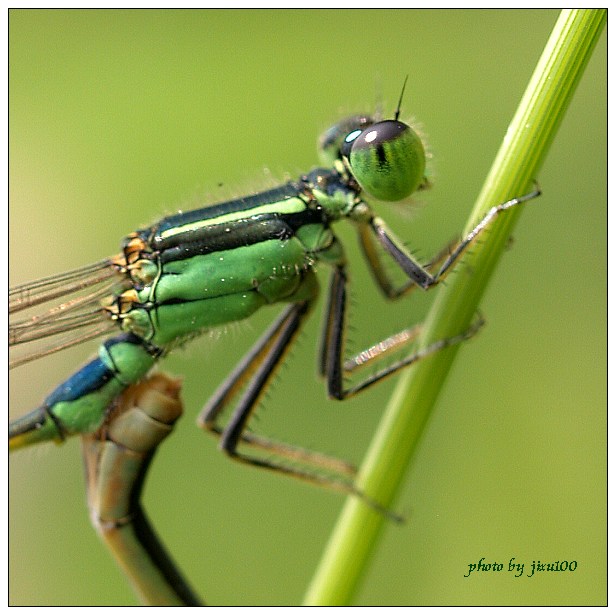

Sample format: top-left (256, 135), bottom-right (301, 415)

top-left (9, 9), bottom-right (605, 606)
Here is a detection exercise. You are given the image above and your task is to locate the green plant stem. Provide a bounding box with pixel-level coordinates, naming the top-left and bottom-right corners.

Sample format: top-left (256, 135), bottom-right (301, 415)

top-left (303, 8), bottom-right (605, 606)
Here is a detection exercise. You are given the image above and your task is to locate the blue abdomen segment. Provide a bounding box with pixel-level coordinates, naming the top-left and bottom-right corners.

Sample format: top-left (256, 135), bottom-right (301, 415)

top-left (45, 356), bottom-right (115, 406)
top-left (9, 334), bottom-right (158, 449)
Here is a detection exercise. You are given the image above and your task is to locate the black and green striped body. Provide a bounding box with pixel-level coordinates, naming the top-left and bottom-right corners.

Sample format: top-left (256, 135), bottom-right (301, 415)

top-left (117, 169), bottom-right (355, 347)
top-left (9, 168), bottom-right (359, 447)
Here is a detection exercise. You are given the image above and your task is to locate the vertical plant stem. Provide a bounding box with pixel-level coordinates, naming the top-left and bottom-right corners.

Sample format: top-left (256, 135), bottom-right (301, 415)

top-left (304, 9), bottom-right (605, 606)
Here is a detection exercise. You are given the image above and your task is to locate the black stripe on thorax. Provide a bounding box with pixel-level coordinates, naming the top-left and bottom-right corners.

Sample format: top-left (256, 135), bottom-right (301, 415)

top-left (157, 211), bottom-right (319, 263)
top-left (152, 204), bottom-right (327, 265)
top-left (156, 181), bottom-right (304, 233)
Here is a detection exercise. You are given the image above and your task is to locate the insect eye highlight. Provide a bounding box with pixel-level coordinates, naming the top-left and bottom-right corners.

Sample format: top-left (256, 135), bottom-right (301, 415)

top-left (340, 129), bottom-right (362, 160)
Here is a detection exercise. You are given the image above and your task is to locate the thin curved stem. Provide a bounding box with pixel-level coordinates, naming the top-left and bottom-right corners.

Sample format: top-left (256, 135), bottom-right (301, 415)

top-left (303, 8), bottom-right (606, 606)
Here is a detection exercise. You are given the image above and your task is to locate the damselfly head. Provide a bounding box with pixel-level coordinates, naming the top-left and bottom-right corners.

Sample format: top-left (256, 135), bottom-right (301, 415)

top-left (318, 78), bottom-right (428, 202)
top-left (340, 117), bottom-right (426, 202)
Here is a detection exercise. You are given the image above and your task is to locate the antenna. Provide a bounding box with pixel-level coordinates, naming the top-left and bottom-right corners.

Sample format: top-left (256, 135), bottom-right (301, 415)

top-left (394, 75), bottom-right (409, 121)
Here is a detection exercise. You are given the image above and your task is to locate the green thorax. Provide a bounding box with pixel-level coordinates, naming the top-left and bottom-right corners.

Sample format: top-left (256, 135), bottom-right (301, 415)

top-left (110, 168), bottom-right (356, 347)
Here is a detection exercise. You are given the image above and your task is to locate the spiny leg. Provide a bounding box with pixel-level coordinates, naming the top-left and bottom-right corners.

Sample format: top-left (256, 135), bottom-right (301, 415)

top-left (321, 265), bottom-right (484, 400)
top-left (362, 186), bottom-right (541, 295)
top-left (358, 224), bottom-right (456, 300)
top-left (197, 300), bottom-right (357, 481)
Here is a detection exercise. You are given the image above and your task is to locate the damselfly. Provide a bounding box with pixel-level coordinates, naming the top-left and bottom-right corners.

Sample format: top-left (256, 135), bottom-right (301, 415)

top-left (9, 92), bottom-right (540, 604)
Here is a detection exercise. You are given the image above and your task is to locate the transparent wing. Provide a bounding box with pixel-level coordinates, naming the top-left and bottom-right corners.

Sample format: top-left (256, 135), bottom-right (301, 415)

top-left (9, 257), bottom-right (129, 369)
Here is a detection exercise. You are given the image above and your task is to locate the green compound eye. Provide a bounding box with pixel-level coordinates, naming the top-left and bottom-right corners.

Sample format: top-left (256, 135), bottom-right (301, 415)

top-left (342, 120), bottom-right (426, 202)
